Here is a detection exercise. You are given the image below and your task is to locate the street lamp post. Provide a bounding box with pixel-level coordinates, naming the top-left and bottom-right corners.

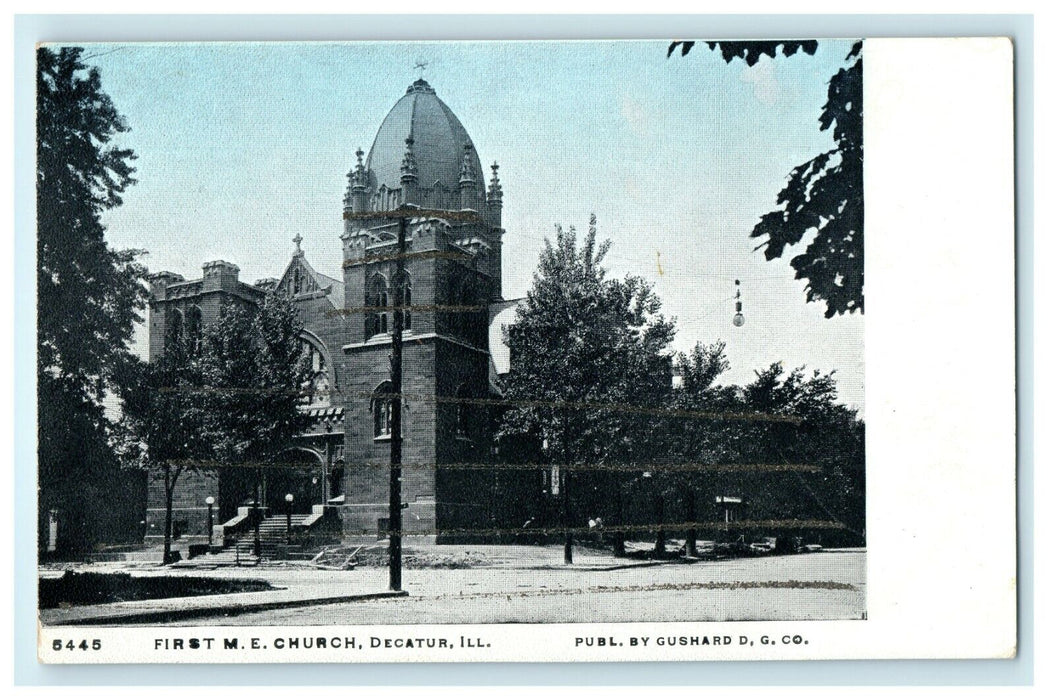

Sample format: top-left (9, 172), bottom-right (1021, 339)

top-left (205, 496), bottom-right (215, 548)
top-left (285, 493), bottom-right (294, 545)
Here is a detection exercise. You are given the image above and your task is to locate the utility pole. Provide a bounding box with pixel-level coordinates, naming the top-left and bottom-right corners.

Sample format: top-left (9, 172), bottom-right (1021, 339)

top-left (388, 214), bottom-right (407, 592)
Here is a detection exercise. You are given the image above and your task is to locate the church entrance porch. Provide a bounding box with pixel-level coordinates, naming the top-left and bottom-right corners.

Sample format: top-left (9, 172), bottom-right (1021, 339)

top-left (262, 450), bottom-right (327, 515)
top-left (261, 465), bottom-right (319, 515)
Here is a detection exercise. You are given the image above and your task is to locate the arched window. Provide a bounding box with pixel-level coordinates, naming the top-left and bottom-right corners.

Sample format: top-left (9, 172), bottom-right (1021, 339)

top-left (455, 383), bottom-right (472, 439)
top-left (292, 267), bottom-right (302, 295)
top-left (366, 273), bottom-right (389, 338)
top-left (299, 338), bottom-right (331, 407)
top-left (166, 308), bottom-right (184, 348)
top-left (393, 271), bottom-right (412, 331)
top-left (186, 305), bottom-right (203, 354)
top-left (454, 279), bottom-right (483, 345)
top-left (372, 381), bottom-right (394, 439)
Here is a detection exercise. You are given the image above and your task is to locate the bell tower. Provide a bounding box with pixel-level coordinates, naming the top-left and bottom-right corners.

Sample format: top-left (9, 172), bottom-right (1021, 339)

top-left (338, 77), bottom-right (506, 542)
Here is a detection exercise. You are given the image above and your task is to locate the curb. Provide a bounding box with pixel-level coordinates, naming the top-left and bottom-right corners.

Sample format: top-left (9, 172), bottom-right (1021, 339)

top-left (45, 589), bottom-right (409, 627)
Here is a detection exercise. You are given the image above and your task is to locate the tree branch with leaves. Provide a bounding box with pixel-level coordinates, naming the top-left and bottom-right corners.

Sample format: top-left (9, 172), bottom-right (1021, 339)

top-left (669, 40), bottom-right (864, 317)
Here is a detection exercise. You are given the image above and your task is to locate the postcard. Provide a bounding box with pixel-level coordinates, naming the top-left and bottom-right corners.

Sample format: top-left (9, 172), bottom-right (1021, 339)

top-left (33, 37), bottom-right (1015, 663)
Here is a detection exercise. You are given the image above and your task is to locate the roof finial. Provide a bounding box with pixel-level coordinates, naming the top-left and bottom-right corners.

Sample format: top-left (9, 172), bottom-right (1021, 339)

top-left (414, 58), bottom-right (428, 79)
top-left (348, 147), bottom-right (368, 188)
top-left (293, 233), bottom-right (303, 255)
top-left (487, 161), bottom-right (503, 203)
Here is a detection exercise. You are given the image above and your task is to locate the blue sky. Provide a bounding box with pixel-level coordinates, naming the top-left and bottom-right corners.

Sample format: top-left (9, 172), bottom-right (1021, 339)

top-left (77, 40), bottom-right (863, 409)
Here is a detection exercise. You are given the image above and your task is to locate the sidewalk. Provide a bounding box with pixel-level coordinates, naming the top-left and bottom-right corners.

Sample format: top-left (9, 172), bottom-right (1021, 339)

top-left (38, 543), bottom-right (792, 626)
top-left (40, 568), bottom-right (407, 626)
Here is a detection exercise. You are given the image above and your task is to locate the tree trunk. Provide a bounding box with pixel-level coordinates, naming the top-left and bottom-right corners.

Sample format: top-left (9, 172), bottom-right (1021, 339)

top-left (561, 410), bottom-right (573, 564)
top-left (612, 480), bottom-right (626, 557)
top-left (685, 487), bottom-right (698, 558)
top-left (162, 466), bottom-right (175, 564)
top-left (562, 469), bottom-right (573, 564)
top-left (653, 491), bottom-right (666, 555)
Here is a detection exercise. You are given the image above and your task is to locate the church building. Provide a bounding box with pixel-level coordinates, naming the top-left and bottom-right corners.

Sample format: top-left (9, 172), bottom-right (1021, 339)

top-left (144, 78), bottom-right (532, 547)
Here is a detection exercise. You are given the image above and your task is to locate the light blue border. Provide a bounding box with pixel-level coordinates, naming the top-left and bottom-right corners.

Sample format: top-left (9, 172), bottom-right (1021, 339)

top-left (13, 13), bottom-right (1033, 686)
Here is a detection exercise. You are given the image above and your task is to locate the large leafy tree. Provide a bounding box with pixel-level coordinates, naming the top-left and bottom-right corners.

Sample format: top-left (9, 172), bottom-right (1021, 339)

top-left (500, 216), bottom-right (676, 563)
top-left (117, 335), bottom-right (209, 563)
top-left (658, 341), bottom-right (740, 556)
top-left (735, 362), bottom-right (866, 545)
top-left (119, 292), bottom-right (313, 563)
top-left (198, 295), bottom-right (314, 472)
top-left (669, 40), bottom-right (864, 317)
top-left (37, 46), bottom-right (147, 553)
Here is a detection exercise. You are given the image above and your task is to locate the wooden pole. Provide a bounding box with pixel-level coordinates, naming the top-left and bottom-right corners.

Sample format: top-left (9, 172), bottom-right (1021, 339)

top-left (388, 216), bottom-right (406, 591)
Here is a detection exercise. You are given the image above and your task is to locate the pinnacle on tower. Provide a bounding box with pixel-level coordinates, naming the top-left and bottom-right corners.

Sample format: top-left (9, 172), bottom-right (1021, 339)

top-left (351, 148), bottom-right (367, 186)
top-left (400, 136), bottom-right (418, 181)
top-left (459, 143), bottom-right (477, 187)
top-left (345, 147), bottom-right (369, 213)
top-left (487, 161), bottom-right (503, 204)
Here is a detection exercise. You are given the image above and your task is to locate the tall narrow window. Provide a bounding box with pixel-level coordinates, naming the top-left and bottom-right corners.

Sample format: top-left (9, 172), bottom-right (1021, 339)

top-left (372, 381), bottom-right (394, 439)
top-left (166, 308), bottom-right (184, 348)
top-left (366, 273), bottom-right (389, 338)
top-left (299, 339), bottom-right (331, 407)
top-left (394, 271), bottom-right (412, 331)
top-left (186, 306), bottom-right (203, 354)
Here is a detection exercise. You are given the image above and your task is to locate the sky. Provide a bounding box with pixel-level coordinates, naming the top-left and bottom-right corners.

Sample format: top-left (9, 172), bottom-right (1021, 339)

top-left (76, 40), bottom-right (864, 410)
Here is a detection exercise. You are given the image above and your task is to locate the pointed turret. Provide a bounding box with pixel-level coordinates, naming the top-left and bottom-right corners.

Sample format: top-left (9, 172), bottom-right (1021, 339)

top-left (487, 161), bottom-right (503, 204)
top-left (486, 161), bottom-right (504, 227)
top-left (400, 136), bottom-right (419, 204)
top-left (345, 147), bottom-right (369, 214)
top-left (459, 143), bottom-right (478, 209)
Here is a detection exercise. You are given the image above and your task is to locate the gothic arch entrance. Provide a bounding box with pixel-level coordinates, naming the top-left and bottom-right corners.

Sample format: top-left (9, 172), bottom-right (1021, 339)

top-left (263, 449), bottom-right (324, 515)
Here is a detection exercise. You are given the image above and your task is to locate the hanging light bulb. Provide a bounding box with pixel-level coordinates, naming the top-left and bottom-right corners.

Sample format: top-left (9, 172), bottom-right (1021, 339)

top-left (732, 279), bottom-right (745, 327)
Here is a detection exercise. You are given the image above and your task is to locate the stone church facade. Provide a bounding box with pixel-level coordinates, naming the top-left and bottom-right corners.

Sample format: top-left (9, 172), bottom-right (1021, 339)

top-left (145, 78), bottom-right (538, 546)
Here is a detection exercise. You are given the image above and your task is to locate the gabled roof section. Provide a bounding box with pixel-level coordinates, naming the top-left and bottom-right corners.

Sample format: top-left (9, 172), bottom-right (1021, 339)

top-left (278, 253), bottom-right (346, 309)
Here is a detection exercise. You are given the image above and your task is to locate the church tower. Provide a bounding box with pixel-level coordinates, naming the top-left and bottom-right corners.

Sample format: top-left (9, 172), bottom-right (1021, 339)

top-left (339, 78), bottom-right (506, 541)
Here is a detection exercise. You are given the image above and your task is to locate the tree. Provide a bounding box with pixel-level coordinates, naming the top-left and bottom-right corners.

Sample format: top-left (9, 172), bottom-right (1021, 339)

top-left (198, 295), bottom-right (314, 491)
top-left (117, 336), bottom-right (208, 563)
top-left (663, 341), bottom-right (739, 556)
top-left (37, 46), bottom-right (146, 553)
top-left (736, 362), bottom-right (865, 545)
top-left (500, 216), bottom-right (676, 562)
top-left (119, 292), bottom-right (313, 562)
top-left (669, 40), bottom-right (864, 318)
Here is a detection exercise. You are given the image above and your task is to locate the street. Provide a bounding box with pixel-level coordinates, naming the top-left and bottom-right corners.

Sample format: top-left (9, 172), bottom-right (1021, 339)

top-left (154, 549), bottom-right (865, 626)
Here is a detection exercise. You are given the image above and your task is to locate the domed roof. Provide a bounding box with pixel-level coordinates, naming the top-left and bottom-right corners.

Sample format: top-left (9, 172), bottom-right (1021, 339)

top-left (366, 79), bottom-right (485, 196)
